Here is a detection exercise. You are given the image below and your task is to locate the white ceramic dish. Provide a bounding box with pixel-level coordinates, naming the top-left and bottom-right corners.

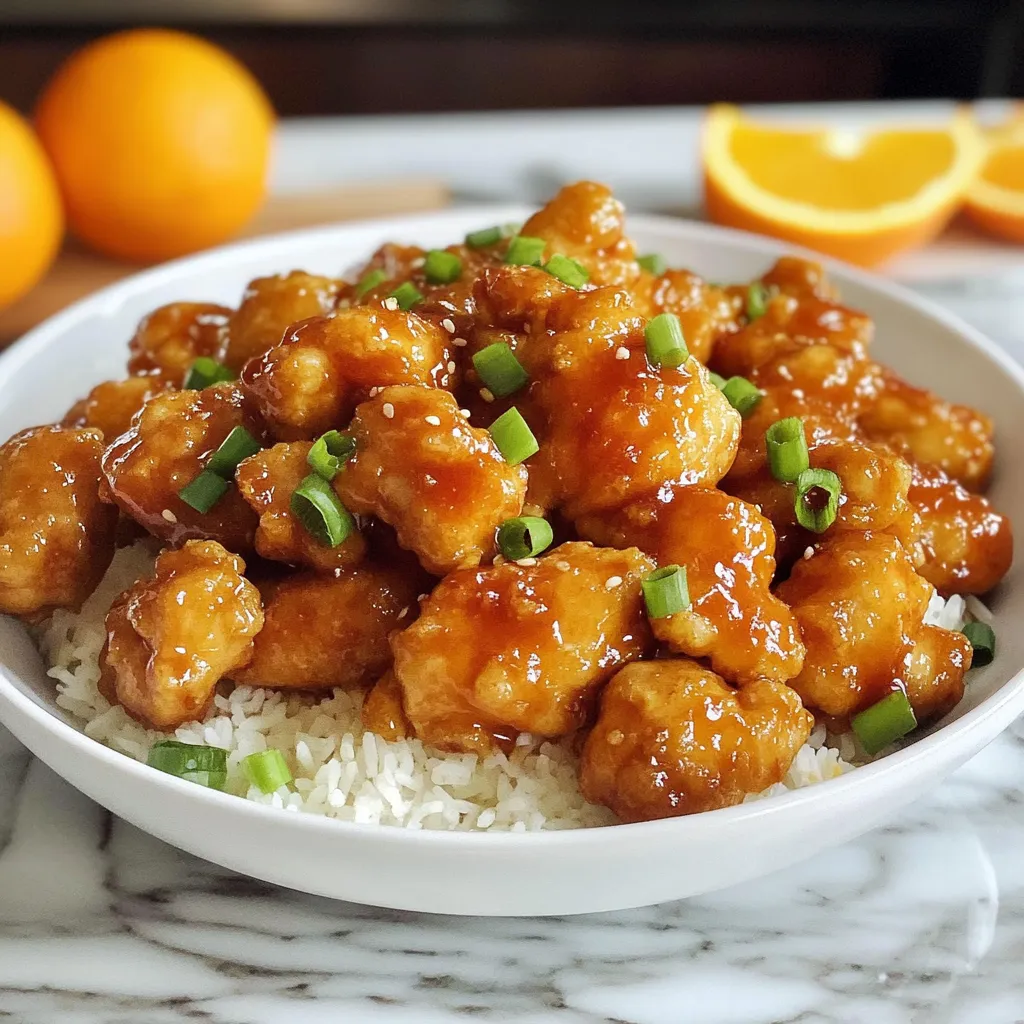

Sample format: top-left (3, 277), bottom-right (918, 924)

top-left (0, 208), bottom-right (1021, 917)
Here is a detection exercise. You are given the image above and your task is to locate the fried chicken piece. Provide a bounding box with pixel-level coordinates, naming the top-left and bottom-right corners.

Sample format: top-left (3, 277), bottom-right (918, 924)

top-left (99, 541), bottom-right (263, 729)
top-left (234, 565), bottom-right (419, 690)
top-left (335, 385), bottom-right (527, 575)
top-left (126, 302), bottom-right (231, 383)
top-left (904, 624), bottom-right (972, 723)
top-left (63, 376), bottom-right (171, 440)
top-left (776, 532), bottom-right (967, 722)
top-left (858, 370), bottom-right (994, 491)
top-left (0, 426), bottom-right (118, 618)
top-left (761, 256), bottom-right (840, 302)
top-left (392, 542), bottom-right (654, 752)
top-left (362, 670), bottom-right (410, 741)
top-left (240, 306), bottom-right (453, 439)
top-left (236, 441), bottom-right (366, 571)
top-left (577, 485), bottom-right (804, 685)
top-left (223, 271), bottom-right (341, 370)
top-left (579, 660), bottom-right (812, 822)
top-left (101, 383), bottom-right (261, 551)
top-left (908, 462), bottom-right (1012, 596)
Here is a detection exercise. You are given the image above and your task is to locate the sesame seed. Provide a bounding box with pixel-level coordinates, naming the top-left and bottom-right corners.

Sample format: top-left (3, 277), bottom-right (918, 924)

top-left (397, 606), bottom-right (410, 620)
top-left (479, 388), bottom-right (495, 403)
top-left (425, 415), bottom-right (441, 426)
top-left (441, 318), bottom-right (456, 334)
top-left (608, 729), bottom-right (625, 747)
top-left (452, 337), bottom-right (468, 347)
top-left (517, 557), bottom-right (538, 567)
top-left (803, 546), bottom-right (815, 560)
top-left (336, 298), bottom-right (351, 309)
top-left (417, 593), bottom-right (428, 602)
top-left (615, 346), bottom-right (630, 361)
top-left (410, 257), bottom-right (425, 269)
top-left (460, 408), bottom-right (471, 419)
top-left (493, 554), bottom-right (506, 566)
top-left (447, 360), bottom-right (457, 374)
top-left (605, 575), bottom-right (623, 589)
top-left (368, 386), bottom-right (381, 397)
top-left (382, 403), bottom-right (395, 419)
top-left (161, 509), bottom-right (178, 523)
top-left (555, 560), bottom-right (571, 571)
top-left (383, 297), bottom-right (399, 311)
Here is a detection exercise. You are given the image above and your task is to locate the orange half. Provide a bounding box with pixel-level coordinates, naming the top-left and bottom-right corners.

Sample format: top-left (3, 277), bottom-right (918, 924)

top-left (703, 105), bottom-right (983, 267)
top-left (964, 122), bottom-right (1024, 243)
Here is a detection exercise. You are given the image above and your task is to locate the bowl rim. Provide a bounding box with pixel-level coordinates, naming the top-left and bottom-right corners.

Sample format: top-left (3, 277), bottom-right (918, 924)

top-left (2, 205), bottom-right (1023, 850)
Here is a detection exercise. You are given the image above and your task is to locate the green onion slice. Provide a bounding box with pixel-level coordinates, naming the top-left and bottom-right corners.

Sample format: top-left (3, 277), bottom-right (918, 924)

top-left (720, 375), bottom-right (763, 418)
top-left (851, 690), bottom-right (917, 755)
top-left (794, 467), bottom-right (842, 534)
top-left (765, 417), bottom-right (809, 483)
top-left (206, 426), bottom-right (262, 478)
top-left (388, 281), bottom-right (423, 310)
top-left (465, 223), bottom-right (518, 248)
top-left (747, 281), bottom-right (770, 321)
top-left (354, 267), bottom-right (388, 299)
top-left (183, 357), bottom-right (235, 391)
top-left (488, 407), bottom-right (539, 465)
top-left (242, 749), bottom-right (293, 794)
top-left (497, 516), bottom-right (554, 560)
top-left (543, 253), bottom-right (589, 288)
top-left (308, 430), bottom-right (356, 481)
top-left (709, 371), bottom-right (727, 390)
top-left (290, 473), bottom-right (355, 547)
top-left (963, 621), bottom-right (996, 668)
top-left (642, 565), bottom-right (690, 619)
top-left (424, 249), bottom-right (462, 285)
top-left (147, 740), bottom-right (228, 789)
top-left (504, 235), bottom-right (546, 267)
top-left (644, 312), bottom-right (689, 368)
top-left (637, 253), bottom-right (667, 275)
top-left (178, 469), bottom-right (230, 514)
top-left (472, 342), bottom-right (529, 398)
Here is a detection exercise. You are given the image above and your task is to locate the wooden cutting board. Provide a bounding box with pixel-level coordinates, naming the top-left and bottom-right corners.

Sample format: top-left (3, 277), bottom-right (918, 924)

top-left (0, 180), bottom-right (449, 347)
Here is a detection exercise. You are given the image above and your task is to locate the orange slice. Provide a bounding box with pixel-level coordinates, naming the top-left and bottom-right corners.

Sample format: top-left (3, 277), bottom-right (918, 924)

top-left (964, 118), bottom-right (1024, 243)
top-left (703, 105), bottom-right (983, 267)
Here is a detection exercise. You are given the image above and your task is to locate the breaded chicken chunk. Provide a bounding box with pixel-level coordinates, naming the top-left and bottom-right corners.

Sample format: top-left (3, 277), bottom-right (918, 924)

top-left (101, 383), bottom-right (261, 551)
top-left (579, 660), bottom-right (812, 821)
top-left (0, 426), bottom-right (118, 618)
top-left (64, 376), bottom-right (171, 441)
top-left (336, 385), bottom-right (527, 575)
top-left (126, 302), bottom-right (231, 383)
top-left (577, 485), bottom-right (804, 685)
top-left (392, 541), bottom-right (654, 752)
top-left (99, 541), bottom-right (263, 729)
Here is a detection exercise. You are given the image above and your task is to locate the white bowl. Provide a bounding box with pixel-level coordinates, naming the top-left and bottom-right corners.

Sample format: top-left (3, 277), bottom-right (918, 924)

top-left (1, 209), bottom-right (1021, 917)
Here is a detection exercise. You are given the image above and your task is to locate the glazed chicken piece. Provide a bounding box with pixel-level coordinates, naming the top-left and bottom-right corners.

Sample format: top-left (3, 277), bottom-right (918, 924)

top-left (236, 441), bottom-right (366, 571)
top-left (761, 256), bottom-right (840, 302)
top-left (240, 306), bottom-right (453, 440)
top-left (776, 532), bottom-right (969, 723)
top-left (362, 670), bottom-right (411, 741)
top-left (858, 370), bottom-right (994, 491)
top-left (234, 565), bottom-right (420, 690)
top-left (223, 271), bottom-right (341, 370)
top-left (64, 376), bottom-right (171, 441)
top-left (126, 302), bottom-right (232, 383)
top-left (908, 462), bottom-right (1012, 596)
top-left (0, 426), bottom-right (118, 618)
top-left (392, 541), bottom-right (654, 752)
top-left (99, 541), bottom-right (263, 729)
top-left (579, 660), bottom-right (812, 821)
top-left (577, 485), bottom-right (804, 685)
top-left (101, 383), bottom-right (261, 551)
top-left (336, 385), bottom-right (527, 575)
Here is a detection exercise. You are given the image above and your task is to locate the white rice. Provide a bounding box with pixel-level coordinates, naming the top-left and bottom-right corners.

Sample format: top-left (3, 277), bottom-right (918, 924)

top-left (35, 543), bottom-right (974, 830)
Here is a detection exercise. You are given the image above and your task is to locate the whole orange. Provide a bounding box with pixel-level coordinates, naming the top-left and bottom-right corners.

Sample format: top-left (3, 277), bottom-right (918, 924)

top-left (0, 100), bottom-right (63, 308)
top-left (35, 29), bottom-right (273, 263)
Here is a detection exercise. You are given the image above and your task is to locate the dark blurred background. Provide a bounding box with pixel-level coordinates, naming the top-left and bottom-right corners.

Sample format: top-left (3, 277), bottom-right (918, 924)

top-left (2, 0), bottom-right (1024, 115)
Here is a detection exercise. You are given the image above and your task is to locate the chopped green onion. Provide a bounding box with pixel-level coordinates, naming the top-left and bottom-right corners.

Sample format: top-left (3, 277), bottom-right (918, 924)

top-left (242, 749), bottom-right (293, 794)
top-left (852, 690), bottom-right (917, 755)
top-left (543, 253), bottom-right (589, 288)
top-left (307, 430), bottom-right (356, 482)
top-left (290, 473), bottom-right (355, 547)
top-left (147, 740), bottom-right (227, 789)
top-left (354, 268), bottom-right (388, 298)
top-left (642, 565), bottom-right (690, 619)
top-left (637, 253), bottom-right (667, 275)
top-left (747, 281), bottom-right (770, 321)
top-left (183, 357), bottom-right (235, 391)
top-left (388, 281), bottom-right (423, 310)
top-left (465, 225), bottom-right (504, 248)
top-left (497, 516), bottom-right (554, 560)
top-left (720, 375), bottom-right (763, 418)
top-left (504, 235), bottom-right (546, 267)
top-left (178, 469), bottom-right (229, 513)
top-left (794, 467), bottom-right (842, 533)
top-left (644, 312), bottom-right (689, 368)
top-left (709, 371), bottom-right (727, 390)
top-left (472, 342), bottom-right (529, 398)
top-left (424, 249), bottom-right (462, 284)
top-left (963, 621), bottom-right (996, 668)
top-left (765, 417), bottom-right (809, 483)
top-left (206, 426), bottom-right (262, 478)
top-left (488, 407), bottom-right (539, 465)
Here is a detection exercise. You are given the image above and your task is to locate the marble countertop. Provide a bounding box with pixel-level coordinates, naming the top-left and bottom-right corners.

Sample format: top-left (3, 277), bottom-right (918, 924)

top-left (4, 103), bottom-right (1024, 1023)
